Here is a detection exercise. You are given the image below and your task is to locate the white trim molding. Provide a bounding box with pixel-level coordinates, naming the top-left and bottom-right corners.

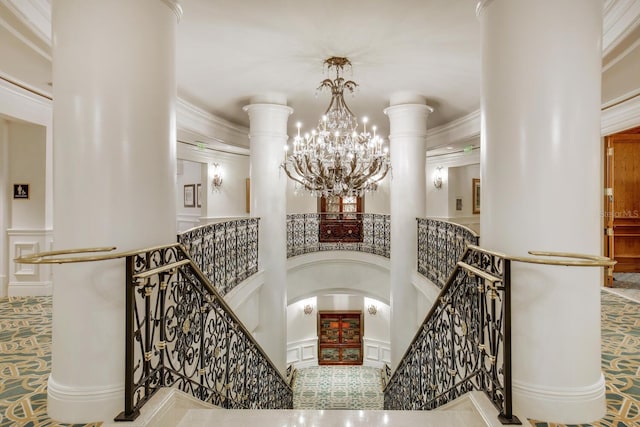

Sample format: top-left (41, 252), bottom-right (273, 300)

top-left (426, 109), bottom-right (480, 149)
top-left (286, 337), bottom-right (318, 368)
top-left (362, 337), bottom-right (391, 369)
top-left (603, 0), bottom-right (640, 56)
top-left (512, 374), bottom-right (606, 423)
top-left (7, 228), bottom-right (53, 296)
top-left (601, 92), bottom-right (640, 135)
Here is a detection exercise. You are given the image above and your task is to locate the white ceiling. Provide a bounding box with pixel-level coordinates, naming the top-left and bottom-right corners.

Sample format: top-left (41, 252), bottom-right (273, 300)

top-left (175, 0), bottom-right (481, 138)
top-left (1, 0), bottom-right (639, 150)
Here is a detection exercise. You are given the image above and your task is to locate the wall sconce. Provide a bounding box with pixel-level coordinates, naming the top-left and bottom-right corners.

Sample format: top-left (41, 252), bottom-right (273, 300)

top-left (212, 163), bottom-right (223, 192)
top-left (303, 304), bottom-right (313, 315)
top-left (367, 304), bottom-right (377, 316)
top-left (433, 166), bottom-right (443, 189)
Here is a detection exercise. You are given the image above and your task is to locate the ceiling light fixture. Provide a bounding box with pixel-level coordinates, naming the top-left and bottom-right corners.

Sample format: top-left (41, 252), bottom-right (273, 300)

top-left (282, 57), bottom-right (390, 197)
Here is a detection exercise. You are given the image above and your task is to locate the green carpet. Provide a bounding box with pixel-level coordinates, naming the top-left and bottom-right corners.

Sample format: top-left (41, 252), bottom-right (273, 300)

top-left (293, 366), bottom-right (384, 410)
top-left (530, 291), bottom-right (640, 427)
top-left (0, 296), bottom-right (101, 427)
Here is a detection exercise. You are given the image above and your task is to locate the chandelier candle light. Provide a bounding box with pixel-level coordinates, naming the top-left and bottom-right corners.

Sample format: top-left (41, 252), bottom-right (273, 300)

top-left (282, 57), bottom-right (390, 197)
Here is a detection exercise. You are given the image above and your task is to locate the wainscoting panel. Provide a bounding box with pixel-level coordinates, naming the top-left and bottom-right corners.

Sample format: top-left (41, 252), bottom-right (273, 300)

top-left (7, 229), bottom-right (52, 296)
top-left (362, 337), bottom-right (391, 369)
top-left (286, 338), bottom-right (318, 368)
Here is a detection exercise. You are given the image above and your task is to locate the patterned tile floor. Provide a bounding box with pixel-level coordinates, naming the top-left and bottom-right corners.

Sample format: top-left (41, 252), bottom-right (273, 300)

top-left (1, 292), bottom-right (639, 426)
top-left (292, 366), bottom-right (383, 410)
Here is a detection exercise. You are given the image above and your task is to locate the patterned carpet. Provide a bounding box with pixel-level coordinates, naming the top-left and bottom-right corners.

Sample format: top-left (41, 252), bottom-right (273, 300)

top-left (530, 291), bottom-right (640, 427)
top-left (1, 292), bottom-right (638, 425)
top-left (293, 366), bottom-right (384, 410)
top-left (0, 296), bottom-right (101, 427)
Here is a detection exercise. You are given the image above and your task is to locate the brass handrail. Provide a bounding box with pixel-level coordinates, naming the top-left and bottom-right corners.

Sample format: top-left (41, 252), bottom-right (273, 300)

top-left (468, 244), bottom-right (616, 267)
top-left (14, 242), bottom-right (292, 391)
top-left (14, 244), bottom-right (181, 264)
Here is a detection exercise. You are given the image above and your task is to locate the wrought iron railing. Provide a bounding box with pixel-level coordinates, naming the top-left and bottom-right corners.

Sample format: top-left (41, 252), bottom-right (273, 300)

top-left (117, 243), bottom-right (292, 420)
top-left (417, 218), bottom-right (480, 288)
top-left (178, 218), bottom-right (259, 296)
top-left (286, 213), bottom-right (390, 258)
top-left (384, 245), bottom-right (520, 424)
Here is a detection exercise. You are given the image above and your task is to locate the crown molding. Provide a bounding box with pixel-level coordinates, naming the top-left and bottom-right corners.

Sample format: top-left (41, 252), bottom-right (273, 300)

top-left (0, 0), bottom-right (50, 44)
top-left (426, 109), bottom-right (480, 149)
top-left (177, 98), bottom-right (249, 150)
top-left (601, 91), bottom-right (640, 135)
top-left (603, 0), bottom-right (640, 56)
top-left (160, 0), bottom-right (183, 22)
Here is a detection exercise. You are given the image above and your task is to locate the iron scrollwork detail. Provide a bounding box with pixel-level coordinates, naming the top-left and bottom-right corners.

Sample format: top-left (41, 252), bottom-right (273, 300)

top-left (385, 246), bottom-right (519, 424)
top-left (417, 218), bottom-right (480, 288)
top-left (117, 243), bottom-right (292, 421)
top-left (286, 213), bottom-right (390, 258)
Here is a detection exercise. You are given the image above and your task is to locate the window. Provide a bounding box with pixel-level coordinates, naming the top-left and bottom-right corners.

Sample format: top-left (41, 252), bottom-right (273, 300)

top-left (320, 196), bottom-right (363, 219)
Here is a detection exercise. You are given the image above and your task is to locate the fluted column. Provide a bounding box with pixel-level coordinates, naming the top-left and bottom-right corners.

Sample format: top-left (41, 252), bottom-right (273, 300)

top-left (50, 0), bottom-right (180, 422)
top-left (478, 0), bottom-right (604, 422)
top-left (385, 93), bottom-right (433, 366)
top-left (243, 95), bottom-right (292, 373)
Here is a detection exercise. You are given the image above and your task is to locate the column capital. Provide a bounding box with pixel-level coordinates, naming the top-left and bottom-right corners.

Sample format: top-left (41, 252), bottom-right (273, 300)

top-left (160, 0), bottom-right (183, 22)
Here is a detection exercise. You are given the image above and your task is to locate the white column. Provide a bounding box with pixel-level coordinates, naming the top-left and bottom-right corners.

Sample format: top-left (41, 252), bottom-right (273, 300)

top-left (478, 0), bottom-right (603, 423)
top-left (243, 95), bottom-right (292, 373)
top-left (50, 0), bottom-right (180, 422)
top-left (385, 93), bottom-right (433, 366)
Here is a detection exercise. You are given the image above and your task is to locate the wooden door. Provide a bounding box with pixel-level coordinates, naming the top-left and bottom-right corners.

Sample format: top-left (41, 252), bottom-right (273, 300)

top-left (318, 311), bottom-right (363, 365)
top-left (604, 128), bottom-right (640, 286)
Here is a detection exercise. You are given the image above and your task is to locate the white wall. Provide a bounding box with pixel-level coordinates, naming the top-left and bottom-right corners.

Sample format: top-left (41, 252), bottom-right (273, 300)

top-left (448, 163), bottom-right (480, 219)
top-left (4, 120), bottom-right (51, 295)
top-left (426, 145), bottom-right (481, 225)
top-left (175, 147), bottom-right (251, 233)
top-left (364, 175), bottom-right (390, 214)
top-left (176, 159), bottom-right (201, 232)
top-left (603, 39), bottom-right (640, 106)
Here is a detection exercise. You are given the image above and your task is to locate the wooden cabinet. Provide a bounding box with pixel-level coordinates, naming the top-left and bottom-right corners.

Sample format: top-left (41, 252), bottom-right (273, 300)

top-left (319, 196), bottom-right (363, 243)
top-left (318, 311), bottom-right (363, 365)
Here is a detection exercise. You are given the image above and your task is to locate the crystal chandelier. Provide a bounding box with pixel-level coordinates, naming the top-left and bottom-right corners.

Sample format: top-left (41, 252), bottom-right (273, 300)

top-left (282, 57), bottom-right (390, 197)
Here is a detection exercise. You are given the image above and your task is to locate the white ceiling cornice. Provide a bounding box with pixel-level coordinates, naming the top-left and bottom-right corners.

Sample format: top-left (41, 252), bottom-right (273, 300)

top-left (426, 109), bottom-right (480, 149)
top-left (603, 0), bottom-right (640, 56)
top-left (0, 0), bottom-right (50, 44)
top-left (177, 98), bottom-right (249, 150)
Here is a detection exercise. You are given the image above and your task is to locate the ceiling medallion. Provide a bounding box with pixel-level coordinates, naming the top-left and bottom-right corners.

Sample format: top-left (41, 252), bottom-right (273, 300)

top-left (282, 57), bottom-right (390, 197)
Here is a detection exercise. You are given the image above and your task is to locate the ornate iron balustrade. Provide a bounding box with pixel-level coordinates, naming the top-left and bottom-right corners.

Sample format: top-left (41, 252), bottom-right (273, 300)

top-left (178, 218), bottom-right (259, 296)
top-left (384, 246), bottom-right (520, 425)
top-left (287, 213), bottom-right (390, 258)
top-left (417, 218), bottom-right (480, 288)
top-left (117, 243), bottom-right (292, 421)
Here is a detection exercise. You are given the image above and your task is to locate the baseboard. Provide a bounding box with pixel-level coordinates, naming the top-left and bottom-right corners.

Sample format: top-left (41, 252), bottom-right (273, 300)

top-left (512, 374), bottom-right (606, 424)
top-left (47, 374), bottom-right (123, 424)
top-left (0, 275), bottom-right (7, 297)
top-left (8, 281), bottom-right (52, 296)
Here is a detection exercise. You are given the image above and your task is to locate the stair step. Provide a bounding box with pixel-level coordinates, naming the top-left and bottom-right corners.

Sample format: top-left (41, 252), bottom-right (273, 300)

top-left (177, 408), bottom-right (487, 427)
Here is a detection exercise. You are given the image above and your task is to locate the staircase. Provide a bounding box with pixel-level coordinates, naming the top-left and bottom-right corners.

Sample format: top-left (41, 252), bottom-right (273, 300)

top-left (102, 387), bottom-right (502, 427)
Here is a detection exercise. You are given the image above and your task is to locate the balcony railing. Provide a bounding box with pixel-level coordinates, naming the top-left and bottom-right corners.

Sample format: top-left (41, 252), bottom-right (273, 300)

top-left (417, 218), bottom-right (480, 288)
top-left (287, 213), bottom-right (390, 258)
top-left (178, 218), bottom-right (259, 296)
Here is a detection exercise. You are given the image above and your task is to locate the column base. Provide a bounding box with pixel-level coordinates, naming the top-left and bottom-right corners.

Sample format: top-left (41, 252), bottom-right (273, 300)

top-left (47, 374), bottom-right (123, 424)
top-left (512, 373), bottom-right (606, 424)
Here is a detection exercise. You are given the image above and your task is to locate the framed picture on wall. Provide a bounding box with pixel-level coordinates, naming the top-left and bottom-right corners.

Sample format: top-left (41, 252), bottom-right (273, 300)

top-left (196, 183), bottom-right (202, 208)
top-left (184, 184), bottom-right (195, 208)
top-left (472, 178), bottom-right (480, 214)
